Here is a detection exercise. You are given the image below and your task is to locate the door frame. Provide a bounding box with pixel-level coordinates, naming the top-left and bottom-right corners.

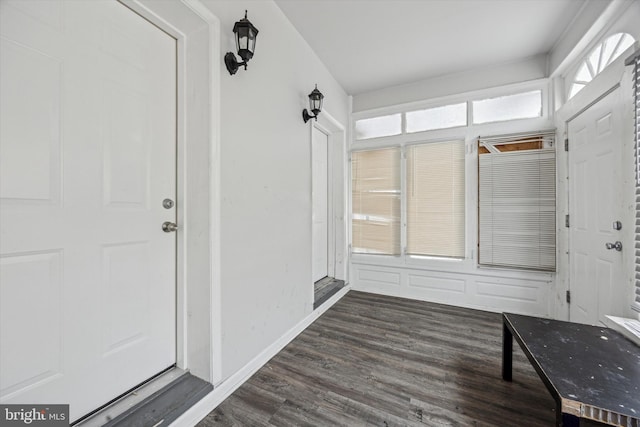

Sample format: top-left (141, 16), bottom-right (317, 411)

top-left (120, 0), bottom-right (222, 384)
top-left (311, 125), bottom-right (331, 281)
top-left (555, 46), bottom-right (636, 321)
top-left (308, 110), bottom-right (348, 301)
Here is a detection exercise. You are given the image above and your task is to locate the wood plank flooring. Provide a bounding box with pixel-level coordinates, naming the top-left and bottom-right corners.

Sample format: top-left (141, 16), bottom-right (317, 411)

top-left (199, 291), bottom-right (556, 426)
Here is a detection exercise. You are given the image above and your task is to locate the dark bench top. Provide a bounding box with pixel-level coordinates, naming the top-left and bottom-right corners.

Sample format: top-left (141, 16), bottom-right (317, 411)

top-left (503, 313), bottom-right (640, 420)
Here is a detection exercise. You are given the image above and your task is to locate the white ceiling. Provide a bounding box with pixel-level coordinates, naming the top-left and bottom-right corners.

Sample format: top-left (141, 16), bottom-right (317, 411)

top-left (275, 0), bottom-right (586, 95)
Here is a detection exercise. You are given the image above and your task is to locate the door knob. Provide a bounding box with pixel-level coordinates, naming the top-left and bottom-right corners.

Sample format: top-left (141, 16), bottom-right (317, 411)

top-left (162, 221), bottom-right (178, 233)
top-left (605, 241), bottom-right (622, 251)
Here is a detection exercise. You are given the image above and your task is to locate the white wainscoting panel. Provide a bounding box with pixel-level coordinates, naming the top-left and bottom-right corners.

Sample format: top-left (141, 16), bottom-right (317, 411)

top-left (351, 262), bottom-right (552, 316)
top-left (357, 266), bottom-right (402, 287)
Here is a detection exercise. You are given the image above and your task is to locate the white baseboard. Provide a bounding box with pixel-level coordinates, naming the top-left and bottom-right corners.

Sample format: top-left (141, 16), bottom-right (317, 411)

top-left (169, 284), bottom-right (352, 427)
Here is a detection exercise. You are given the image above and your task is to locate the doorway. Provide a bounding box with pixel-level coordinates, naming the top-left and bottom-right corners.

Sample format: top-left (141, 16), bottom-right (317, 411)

top-left (0, 0), bottom-right (177, 421)
top-left (567, 88), bottom-right (624, 326)
top-left (312, 126), bottom-right (344, 307)
top-left (312, 126), bottom-right (330, 283)
top-left (310, 120), bottom-right (347, 309)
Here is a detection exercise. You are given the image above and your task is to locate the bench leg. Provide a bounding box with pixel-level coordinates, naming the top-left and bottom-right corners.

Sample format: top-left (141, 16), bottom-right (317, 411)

top-left (556, 407), bottom-right (579, 427)
top-left (502, 321), bottom-right (512, 381)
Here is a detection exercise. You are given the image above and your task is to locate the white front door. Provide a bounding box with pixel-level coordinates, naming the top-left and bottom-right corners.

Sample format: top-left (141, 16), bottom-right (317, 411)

top-left (568, 88), bottom-right (623, 326)
top-left (312, 127), bottom-right (329, 282)
top-left (0, 0), bottom-right (176, 421)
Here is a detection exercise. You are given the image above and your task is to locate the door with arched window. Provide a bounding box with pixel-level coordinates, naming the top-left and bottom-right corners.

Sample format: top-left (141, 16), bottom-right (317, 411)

top-left (565, 32), bottom-right (636, 325)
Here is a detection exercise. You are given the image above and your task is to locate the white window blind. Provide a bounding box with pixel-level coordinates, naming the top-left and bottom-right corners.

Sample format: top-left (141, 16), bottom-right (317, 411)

top-left (407, 140), bottom-right (465, 257)
top-left (627, 49), bottom-right (640, 311)
top-left (351, 148), bottom-right (401, 255)
top-left (478, 132), bottom-right (556, 271)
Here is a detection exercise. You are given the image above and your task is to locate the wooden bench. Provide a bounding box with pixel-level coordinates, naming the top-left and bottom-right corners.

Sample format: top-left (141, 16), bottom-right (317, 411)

top-left (502, 313), bottom-right (640, 427)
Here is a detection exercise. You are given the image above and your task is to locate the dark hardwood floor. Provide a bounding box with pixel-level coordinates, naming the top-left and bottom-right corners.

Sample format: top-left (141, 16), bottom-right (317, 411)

top-left (199, 291), bottom-right (556, 426)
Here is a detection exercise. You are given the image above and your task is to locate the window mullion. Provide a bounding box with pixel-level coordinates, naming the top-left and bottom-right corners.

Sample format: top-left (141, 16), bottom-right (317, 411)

top-left (400, 145), bottom-right (408, 259)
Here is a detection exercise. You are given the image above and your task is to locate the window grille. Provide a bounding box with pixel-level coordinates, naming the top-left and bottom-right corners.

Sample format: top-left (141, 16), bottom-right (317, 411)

top-left (569, 33), bottom-right (635, 99)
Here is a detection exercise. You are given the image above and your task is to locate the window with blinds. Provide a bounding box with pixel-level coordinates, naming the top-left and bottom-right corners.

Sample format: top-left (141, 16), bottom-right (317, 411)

top-left (407, 140), bottom-right (465, 257)
top-left (627, 49), bottom-right (640, 311)
top-left (351, 148), bottom-right (401, 255)
top-left (478, 132), bottom-right (556, 271)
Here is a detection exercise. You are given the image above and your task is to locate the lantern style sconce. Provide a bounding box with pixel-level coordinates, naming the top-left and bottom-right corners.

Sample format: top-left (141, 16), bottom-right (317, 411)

top-left (224, 10), bottom-right (259, 75)
top-left (302, 85), bottom-right (324, 123)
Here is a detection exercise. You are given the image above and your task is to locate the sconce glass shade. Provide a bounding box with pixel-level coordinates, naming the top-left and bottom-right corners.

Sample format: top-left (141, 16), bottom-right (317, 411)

top-left (303, 85), bottom-right (324, 123)
top-left (308, 85), bottom-right (324, 116)
top-left (233, 11), bottom-right (259, 63)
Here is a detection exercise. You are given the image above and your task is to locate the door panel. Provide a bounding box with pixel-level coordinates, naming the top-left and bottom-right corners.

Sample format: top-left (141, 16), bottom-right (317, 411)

top-left (0, 251), bottom-right (63, 397)
top-left (0, 0), bottom-right (176, 421)
top-left (312, 127), bottom-right (329, 282)
top-left (0, 37), bottom-right (62, 203)
top-left (568, 89), bottom-right (622, 325)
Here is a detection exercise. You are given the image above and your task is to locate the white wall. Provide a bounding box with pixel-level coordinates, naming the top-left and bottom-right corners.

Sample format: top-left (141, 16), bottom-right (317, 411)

top-left (200, 0), bottom-right (349, 380)
top-left (547, 0), bottom-right (613, 76)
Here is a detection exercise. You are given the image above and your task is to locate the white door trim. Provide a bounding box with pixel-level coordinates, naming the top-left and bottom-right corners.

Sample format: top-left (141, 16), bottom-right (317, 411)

top-left (119, 0), bottom-right (222, 384)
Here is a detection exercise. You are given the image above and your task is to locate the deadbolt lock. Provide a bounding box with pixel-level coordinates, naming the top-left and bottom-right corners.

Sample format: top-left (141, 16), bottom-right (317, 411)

top-left (163, 198), bottom-right (175, 209)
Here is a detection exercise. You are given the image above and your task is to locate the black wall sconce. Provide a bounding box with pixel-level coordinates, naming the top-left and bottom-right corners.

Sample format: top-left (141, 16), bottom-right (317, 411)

top-left (224, 10), bottom-right (259, 75)
top-left (302, 85), bottom-right (324, 123)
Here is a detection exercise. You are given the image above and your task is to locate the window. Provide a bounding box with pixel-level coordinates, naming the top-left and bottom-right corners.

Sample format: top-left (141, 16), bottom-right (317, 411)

top-left (472, 91), bottom-right (542, 124)
top-left (478, 132), bottom-right (556, 271)
top-left (569, 33), bottom-right (635, 99)
top-left (407, 141), bottom-right (465, 257)
top-left (629, 49), bottom-right (640, 311)
top-left (354, 114), bottom-right (402, 140)
top-left (351, 83), bottom-right (550, 265)
top-left (351, 142), bottom-right (465, 258)
top-left (406, 103), bottom-right (467, 133)
top-left (354, 86), bottom-right (546, 141)
top-left (351, 148), bottom-right (401, 255)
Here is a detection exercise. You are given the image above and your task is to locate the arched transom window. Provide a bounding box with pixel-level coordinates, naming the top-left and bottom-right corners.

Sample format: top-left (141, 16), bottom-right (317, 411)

top-left (569, 32), bottom-right (635, 99)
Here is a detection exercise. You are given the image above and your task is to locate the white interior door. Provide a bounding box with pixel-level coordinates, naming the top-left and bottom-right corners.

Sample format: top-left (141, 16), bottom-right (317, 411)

top-left (568, 88), bottom-right (623, 326)
top-left (312, 127), bottom-right (329, 282)
top-left (0, 0), bottom-right (176, 421)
